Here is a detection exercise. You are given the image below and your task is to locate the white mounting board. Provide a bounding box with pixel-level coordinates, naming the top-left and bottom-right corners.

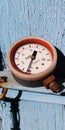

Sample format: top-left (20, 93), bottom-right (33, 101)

top-left (0, 70), bottom-right (65, 105)
top-left (0, 70), bottom-right (65, 95)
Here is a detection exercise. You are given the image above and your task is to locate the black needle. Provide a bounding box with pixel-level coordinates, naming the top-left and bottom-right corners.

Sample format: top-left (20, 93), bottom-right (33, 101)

top-left (31, 51), bottom-right (37, 60)
top-left (27, 51), bottom-right (37, 72)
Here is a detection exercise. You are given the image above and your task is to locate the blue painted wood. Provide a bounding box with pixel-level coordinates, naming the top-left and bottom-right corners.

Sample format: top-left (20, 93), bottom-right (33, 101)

top-left (0, 0), bottom-right (65, 130)
top-left (0, 0), bottom-right (65, 65)
top-left (20, 101), bottom-right (63, 130)
top-left (0, 100), bottom-right (63, 130)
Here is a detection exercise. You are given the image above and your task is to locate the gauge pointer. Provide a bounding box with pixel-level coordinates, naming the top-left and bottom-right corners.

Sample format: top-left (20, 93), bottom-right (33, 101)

top-left (27, 51), bottom-right (37, 72)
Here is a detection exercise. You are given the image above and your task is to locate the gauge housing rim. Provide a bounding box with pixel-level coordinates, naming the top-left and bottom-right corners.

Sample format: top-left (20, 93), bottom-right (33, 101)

top-left (7, 37), bottom-right (57, 81)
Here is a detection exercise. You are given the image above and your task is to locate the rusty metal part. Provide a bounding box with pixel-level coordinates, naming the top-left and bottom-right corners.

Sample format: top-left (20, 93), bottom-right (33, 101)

top-left (43, 75), bottom-right (60, 93)
top-left (0, 76), bottom-right (8, 99)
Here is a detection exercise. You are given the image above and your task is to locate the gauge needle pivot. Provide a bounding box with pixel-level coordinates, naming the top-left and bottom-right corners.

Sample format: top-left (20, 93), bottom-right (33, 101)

top-left (27, 51), bottom-right (37, 72)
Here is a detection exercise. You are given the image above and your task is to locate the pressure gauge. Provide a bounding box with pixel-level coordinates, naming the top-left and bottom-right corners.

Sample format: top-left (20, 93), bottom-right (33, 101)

top-left (7, 37), bottom-right (57, 81)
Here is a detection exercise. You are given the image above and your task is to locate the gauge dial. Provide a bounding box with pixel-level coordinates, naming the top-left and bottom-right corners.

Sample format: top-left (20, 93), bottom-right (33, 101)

top-left (14, 43), bottom-right (52, 74)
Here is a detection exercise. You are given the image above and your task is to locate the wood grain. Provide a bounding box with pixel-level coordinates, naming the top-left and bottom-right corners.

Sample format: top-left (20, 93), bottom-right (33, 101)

top-left (0, 0), bottom-right (65, 130)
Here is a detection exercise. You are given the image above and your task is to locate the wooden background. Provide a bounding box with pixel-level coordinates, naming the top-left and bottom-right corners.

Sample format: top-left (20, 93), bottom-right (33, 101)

top-left (0, 0), bottom-right (65, 130)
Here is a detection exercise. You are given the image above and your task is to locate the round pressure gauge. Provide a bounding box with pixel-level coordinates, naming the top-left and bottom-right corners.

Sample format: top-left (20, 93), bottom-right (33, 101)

top-left (7, 37), bottom-right (57, 81)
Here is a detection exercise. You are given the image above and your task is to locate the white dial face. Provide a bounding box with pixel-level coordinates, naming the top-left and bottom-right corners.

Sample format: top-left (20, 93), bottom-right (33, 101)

top-left (14, 43), bottom-right (52, 74)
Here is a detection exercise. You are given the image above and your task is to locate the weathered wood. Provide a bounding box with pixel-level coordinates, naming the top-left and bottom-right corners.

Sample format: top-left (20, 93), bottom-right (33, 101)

top-left (20, 101), bottom-right (63, 130)
top-left (0, 0), bottom-right (65, 130)
top-left (0, 0), bottom-right (65, 66)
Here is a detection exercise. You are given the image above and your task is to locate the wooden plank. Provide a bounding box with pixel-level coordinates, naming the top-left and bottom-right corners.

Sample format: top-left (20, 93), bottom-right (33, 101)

top-left (0, 0), bottom-right (65, 66)
top-left (21, 91), bottom-right (65, 105)
top-left (20, 100), bottom-right (63, 130)
top-left (0, 100), bottom-right (63, 130)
